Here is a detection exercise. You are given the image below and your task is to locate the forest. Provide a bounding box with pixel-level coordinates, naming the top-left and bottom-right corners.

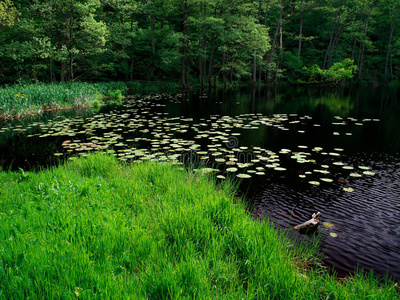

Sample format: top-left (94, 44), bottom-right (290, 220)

top-left (0, 0), bottom-right (399, 86)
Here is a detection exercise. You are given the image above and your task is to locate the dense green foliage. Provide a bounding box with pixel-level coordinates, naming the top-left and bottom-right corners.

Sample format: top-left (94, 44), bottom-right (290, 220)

top-left (0, 0), bottom-right (399, 86)
top-left (0, 152), bottom-right (398, 299)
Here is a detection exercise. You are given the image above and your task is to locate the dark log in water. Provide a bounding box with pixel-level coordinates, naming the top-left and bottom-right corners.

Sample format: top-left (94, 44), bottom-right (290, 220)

top-left (293, 212), bottom-right (321, 231)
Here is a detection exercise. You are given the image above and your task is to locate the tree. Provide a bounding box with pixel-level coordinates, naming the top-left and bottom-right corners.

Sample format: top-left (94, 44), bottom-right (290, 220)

top-left (0, 0), bottom-right (18, 30)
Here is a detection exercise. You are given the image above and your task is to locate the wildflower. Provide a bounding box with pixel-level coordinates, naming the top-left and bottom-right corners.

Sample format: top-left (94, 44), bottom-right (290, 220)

top-left (22, 94), bottom-right (26, 98)
top-left (15, 93), bottom-right (19, 97)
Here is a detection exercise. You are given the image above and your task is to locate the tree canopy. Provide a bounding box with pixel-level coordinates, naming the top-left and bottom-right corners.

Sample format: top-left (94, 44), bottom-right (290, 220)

top-left (0, 0), bottom-right (399, 86)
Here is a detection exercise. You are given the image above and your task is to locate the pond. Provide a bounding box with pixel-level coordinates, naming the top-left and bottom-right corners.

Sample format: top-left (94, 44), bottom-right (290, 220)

top-left (1, 86), bottom-right (400, 281)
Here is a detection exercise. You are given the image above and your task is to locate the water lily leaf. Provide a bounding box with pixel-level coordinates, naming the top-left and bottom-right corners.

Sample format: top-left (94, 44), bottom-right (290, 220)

top-left (320, 178), bottom-right (333, 183)
top-left (256, 172), bottom-right (265, 175)
top-left (358, 166), bottom-right (370, 170)
top-left (280, 149), bottom-right (291, 154)
top-left (330, 232), bottom-right (338, 238)
top-left (342, 166), bottom-right (354, 170)
top-left (350, 173), bottom-right (362, 178)
top-left (323, 222), bottom-right (334, 229)
top-left (274, 167), bottom-right (286, 171)
top-left (363, 171), bottom-right (375, 176)
top-left (226, 167), bottom-right (238, 172)
top-left (237, 174), bottom-right (251, 179)
top-left (217, 175), bottom-right (226, 179)
top-left (238, 163), bottom-right (249, 168)
top-left (343, 187), bottom-right (354, 192)
top-left (329, 152), bottom-right (340, 156)
top-left (309, 181), bottom-right (320, 186)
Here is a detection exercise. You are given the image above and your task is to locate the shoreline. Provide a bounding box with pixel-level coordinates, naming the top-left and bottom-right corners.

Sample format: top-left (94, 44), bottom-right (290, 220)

top-left (0, 153), bottom-right (398, 298)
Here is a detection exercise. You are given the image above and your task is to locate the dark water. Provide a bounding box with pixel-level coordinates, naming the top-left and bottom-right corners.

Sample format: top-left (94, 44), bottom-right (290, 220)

top-left (1, 86), bottom-right (399, 281)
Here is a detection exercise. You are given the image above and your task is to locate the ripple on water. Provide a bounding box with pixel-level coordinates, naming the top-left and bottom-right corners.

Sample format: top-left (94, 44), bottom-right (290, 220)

top-left (249, 153), bottom-right (400, 281)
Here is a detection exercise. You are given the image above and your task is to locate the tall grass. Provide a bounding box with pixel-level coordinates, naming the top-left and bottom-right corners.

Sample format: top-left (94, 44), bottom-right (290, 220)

top-left (0, 81), bottom-right (179, 118)
top-left (0, 153), bottom-right (398, 299)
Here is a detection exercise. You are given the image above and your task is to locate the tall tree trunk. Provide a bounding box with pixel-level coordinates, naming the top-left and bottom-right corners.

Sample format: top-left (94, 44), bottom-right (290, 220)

top-left (208, 32), bottom-right (216, 86)
top-left (222, 45), bottom-right (226, 86)
top-left (328, 24), bottom-right (343, 67)
top-left (151, 20), bottom-right (156, 55)
top-left (198, 2), bottom-right (205, 85)
top-left (351, 35), bottom-right (358, 61)
top-left (69, 0), bottom-right (74, 81)
top-left (264, 0), bottom-right (270, 27)
top-left (298, 9), bottom-right (303, 57)
top-left (61, 62), bottom-right (66, 82)
top-left (268, 21), bottom-right (280, 80)
top-left (258, 52), bottom-right (263, 81)
top-left (253, 55), bottom-right (257, 83)
top-left (181, 0), bottom-right (189, 86)
top-left (129, 17), bottom-right (135, 82)
top-left (384, 6), bottom-right (400, 82)
top-left (323, 2), bottom-right (343, 70)
top-left (358, 11), bottom-right (371, 80)
top-left (49, 57), bottom-right (53, 82)
top-left (279, 0), bottom-right (284, 59)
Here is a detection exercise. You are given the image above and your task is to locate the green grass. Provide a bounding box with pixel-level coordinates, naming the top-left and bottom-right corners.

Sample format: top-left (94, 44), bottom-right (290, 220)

top-left (0, 153), bottom-right (398, 299)
top-left (0, 81), bottom-right (179, 119)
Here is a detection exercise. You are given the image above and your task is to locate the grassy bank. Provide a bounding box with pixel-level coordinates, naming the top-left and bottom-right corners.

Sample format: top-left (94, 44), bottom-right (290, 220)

top-left (0, 153), bottom-right (398, 299)
top-left (0, 81), bottom-right (179, 119)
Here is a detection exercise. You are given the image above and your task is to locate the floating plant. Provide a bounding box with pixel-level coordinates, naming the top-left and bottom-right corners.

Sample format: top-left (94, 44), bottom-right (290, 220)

top-left (0, 93), bottom-right (380, 194)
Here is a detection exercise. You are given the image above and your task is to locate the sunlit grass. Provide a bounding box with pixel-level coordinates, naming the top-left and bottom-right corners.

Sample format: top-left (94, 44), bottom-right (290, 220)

top-left (0, 81), bottom-right (179, 119)
top-left (0, 153), bottom-right (398, 299)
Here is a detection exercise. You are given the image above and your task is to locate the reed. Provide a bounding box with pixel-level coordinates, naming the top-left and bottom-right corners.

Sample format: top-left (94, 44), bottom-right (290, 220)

top-left (0, 81), bottom-right (178, 119)
top-left (0, 153), bottom-right (398, 299)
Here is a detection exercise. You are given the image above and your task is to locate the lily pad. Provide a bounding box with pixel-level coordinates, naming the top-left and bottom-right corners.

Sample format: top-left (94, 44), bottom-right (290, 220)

top-left (358, 166), bottom-right (370, 170)
top-left (330, 232), bottom-right (338, 238)
top-left (329, 152), bottom-right (340, 156)
top-left (309, 181), bottom-right (320, 186)
top-left (323, 222), bottom-right (334, 229)
top-left (320, 178), bottom-right (333, 183)
top-left (274, 167), bottom-right (287, 171)
top-left (237, 174), bottom-right (251, 179)
top-left (363, 171), bottom-right (376, 176)
top-left (350, 173), bottom-right (362, 178)
top-left (342, 166), bottom-right (354, 170)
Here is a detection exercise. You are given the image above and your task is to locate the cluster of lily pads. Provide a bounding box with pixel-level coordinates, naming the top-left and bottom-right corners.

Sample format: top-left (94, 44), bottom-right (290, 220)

top-left (0, 94), bottom-right (378, 193)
